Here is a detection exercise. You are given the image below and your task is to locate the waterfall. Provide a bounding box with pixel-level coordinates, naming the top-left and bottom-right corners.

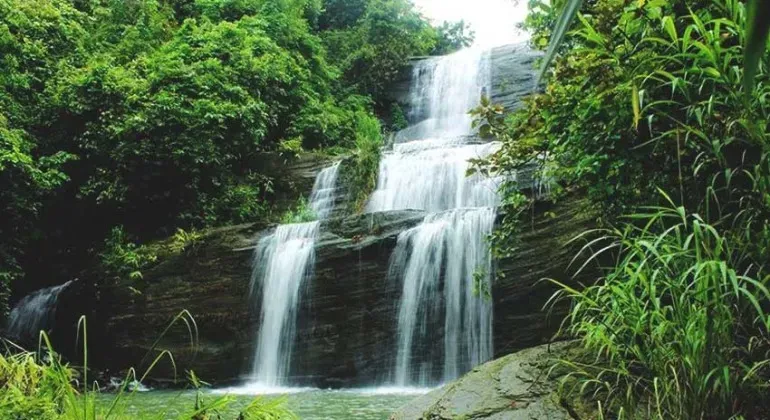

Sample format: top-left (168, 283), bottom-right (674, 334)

top-left (249, 161), bottom-right (339, 387)
top-left (309, 161), bottom-right (341, 219)
top-left (250, 221), bottom-right (319, 385)
top-left (405, 48), bottom-right (490, 140)
top-left (6, 281), bottom-right (73, 342)
top-left (370, 47), bottom-right (500, 386)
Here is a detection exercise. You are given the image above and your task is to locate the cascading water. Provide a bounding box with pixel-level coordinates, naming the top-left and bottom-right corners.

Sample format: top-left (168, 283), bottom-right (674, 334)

top-left (248, 161), bottom-right (340, 388)
top-left (6, 281), bottom-right (73, 342)
top-left (369, 47), bottom-right (501, 386)
top-left (309, 161), bottom-right (341, 219)
top-left (250, 221), bottom-right (319, 386)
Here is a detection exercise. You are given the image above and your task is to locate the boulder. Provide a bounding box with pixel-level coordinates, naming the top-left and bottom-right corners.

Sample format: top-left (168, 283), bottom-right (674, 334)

top-left (489, 44), bottom-right (542, 112)
top-left (391, 341), bottom-right (575, 420)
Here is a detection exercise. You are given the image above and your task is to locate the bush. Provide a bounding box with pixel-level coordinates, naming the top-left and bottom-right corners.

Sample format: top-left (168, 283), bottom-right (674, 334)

top-left (0, 350), bottom-right (72, 419)
top-left (344, 111), bottom-right (383, 212)
top-left (280, 196), bottom-right (318, 224)
top-left (550, 200), bottom-right (770, 418)
top-left (100, 226), bottom-right (158, 282)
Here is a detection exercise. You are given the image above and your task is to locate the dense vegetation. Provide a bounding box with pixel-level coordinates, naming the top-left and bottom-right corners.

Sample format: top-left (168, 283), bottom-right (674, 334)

top-left (475, 0), bottom-right (770, 417)
top-left (0, 0), bottom-right (470, 318)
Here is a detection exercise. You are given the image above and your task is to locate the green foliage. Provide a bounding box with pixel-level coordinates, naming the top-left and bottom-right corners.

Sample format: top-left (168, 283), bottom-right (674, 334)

top-left (538, 0), bottom-right (770, 98)
top-left (388, 102), bottom-right (409, 132)
top-left (549, 203), bottom-right (770, 418)
top-left (321, 0), bottom-right (437, 104)
top-left (100, 227), bottom-right (158, 282)
top-left (280, 196), bottom-right (317, 224)
top-left (278, 137), bottom-right (305, 160)
top-left (0, 0), bottom-right (445, 303)
top-left (431, 20), bottom-right (475, 55)
top-left (0, 349), bottom-right (73, 419)
top-left (745, 0), bottom-right (770, 95)
top-left (480, 0), bottom-right (770, 417)
top-left (471, 267), bottom-right (491, 300)
top-left (0, 0), bottom-right (82, 321)
top-left (186, 370), bottom-right (297, 420)
top-left (483, 0), bottom-right (770, 220)
top-left (169, 228), bottom-right (203, 255)
top-left (344, 111), bottom-right (383, 212)
top-left (0, 312), bottom-right (296, 419)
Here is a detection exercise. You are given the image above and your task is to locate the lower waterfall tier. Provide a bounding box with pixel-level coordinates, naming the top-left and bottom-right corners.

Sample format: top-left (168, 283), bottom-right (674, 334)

top-left (49, 194), bottom-right (594, 388)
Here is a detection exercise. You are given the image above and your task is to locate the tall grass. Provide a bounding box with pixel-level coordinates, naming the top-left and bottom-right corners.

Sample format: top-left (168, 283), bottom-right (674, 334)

top-left (1, 311), bottom-right (297, 419)
top-left (548, 194), bottom-right (770, 418)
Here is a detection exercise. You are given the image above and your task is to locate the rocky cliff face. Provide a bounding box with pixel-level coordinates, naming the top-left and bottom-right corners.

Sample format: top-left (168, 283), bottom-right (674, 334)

top-left (50, 44), bottom-right (595, 387)
top-left (78, 192), bottom-right (592, 386)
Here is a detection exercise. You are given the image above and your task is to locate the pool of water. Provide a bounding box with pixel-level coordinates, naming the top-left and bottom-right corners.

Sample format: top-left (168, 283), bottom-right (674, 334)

top-left (95, 387), bottom-right (428, 419)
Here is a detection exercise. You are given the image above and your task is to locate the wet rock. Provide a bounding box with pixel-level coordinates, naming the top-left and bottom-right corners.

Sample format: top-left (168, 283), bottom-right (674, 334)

top-left (84, 192), bottom-right (592, 386)
top-left (390, 342), bottom-right (575, 420)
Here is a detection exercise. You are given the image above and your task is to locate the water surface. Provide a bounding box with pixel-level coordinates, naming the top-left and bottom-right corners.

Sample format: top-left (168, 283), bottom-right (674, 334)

top-left (96, 388), bottom-right (425, 419)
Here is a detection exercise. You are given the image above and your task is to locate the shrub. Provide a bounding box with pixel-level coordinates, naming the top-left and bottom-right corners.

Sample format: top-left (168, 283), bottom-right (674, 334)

top-left (99, 226), bottom-right (158, 282)
top-left (549, 200), bottom-right (770, 419)
top-left (280, 197), bottom-right (318, 224)
top-left (344, 111), bottom-right (383, 212)
top-left (169, 228), bottom-right (203, 255)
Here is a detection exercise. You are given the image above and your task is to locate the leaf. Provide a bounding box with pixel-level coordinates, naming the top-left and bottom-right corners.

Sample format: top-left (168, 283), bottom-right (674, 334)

top-left (632, 84), bottom-right (641, 129)
top-left (744, 0), bottom-right (770, 96)
top-left (536, 0), bottom-right (584, 85)
top-left (662, 15), bottom-right (678, 42)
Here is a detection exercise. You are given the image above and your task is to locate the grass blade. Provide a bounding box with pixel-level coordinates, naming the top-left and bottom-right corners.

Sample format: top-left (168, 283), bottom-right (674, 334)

top-left (536, 0), bottom-right (584, 85)
top-left (744, 0), bottom-right (770, 95)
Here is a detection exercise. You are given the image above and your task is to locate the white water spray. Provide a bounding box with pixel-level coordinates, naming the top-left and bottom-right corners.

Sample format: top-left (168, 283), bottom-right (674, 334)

top-left (250, 221), bottom-right (319, 386)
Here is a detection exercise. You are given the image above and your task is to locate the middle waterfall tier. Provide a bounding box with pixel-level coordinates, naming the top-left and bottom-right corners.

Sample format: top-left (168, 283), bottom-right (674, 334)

top-left (367, 139), bottom-right (502, 213)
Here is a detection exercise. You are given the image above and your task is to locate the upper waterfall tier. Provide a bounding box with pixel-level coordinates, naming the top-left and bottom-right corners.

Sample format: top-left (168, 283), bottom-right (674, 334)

top-left (309, 161), bottom-right (341, 219)
top-left (371, 45), bottom-right (504, 387)
top-left (405, 48), bottom-right (490, 139)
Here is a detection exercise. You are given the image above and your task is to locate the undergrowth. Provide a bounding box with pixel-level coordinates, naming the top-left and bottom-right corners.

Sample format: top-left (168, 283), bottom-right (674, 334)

top-left (548, 197), bottom-right (770, 419)
top-left (280, 196), bottom-right (317, 224)
top-left (0, 312), bottom-right (297, 420)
